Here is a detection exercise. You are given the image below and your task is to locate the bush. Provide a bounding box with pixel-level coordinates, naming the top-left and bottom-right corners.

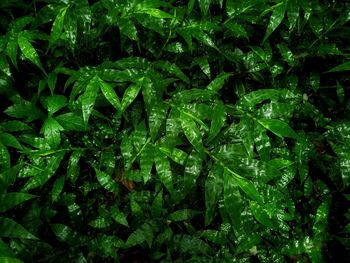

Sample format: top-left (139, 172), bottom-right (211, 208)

top-left (0, 0), bottom-right (349, 262)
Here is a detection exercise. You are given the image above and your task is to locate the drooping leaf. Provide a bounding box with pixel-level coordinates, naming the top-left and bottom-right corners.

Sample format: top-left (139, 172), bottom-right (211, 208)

top-left (94, 168), bottom-right (119, 193)
top-left (223, 169), bottom-right (242, 228)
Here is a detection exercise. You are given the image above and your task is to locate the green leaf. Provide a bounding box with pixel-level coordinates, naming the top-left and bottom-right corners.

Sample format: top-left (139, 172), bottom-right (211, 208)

top-left (199, 0), bottom-right (211, 15)
top-left (184, 151), bottom-right (202, 193)
top-left (207, 72), bottom-right (231, 92)
top-left (51, 176), bottom-right (65, 202)
top-left (1, 121), bottom-right (32, 132)
top-left (99, 80), bottom-right (121, 111)
top-left (17, 34), bottom-right (44, 72)
top-left (50, 223), bottom-right (80, 244)
top-left (208, 102), bottom-right (226, 142)
top-left (180, 111), bottom-right (204, 156)
top-left (55, 113), bottom-right (86, 131)
top-left (46, 95), bottom-right (67, 116)
top-left (0, 193), bottom-right (37, 213)
top-left (121, 82), bottom-right (142, 112)
top-left (118, 18), bottom-right (138, 41)
top-left (149, 102), bottom-right (168, 141)
top-left (233, 173), bottom-right (263, 204)
top-left (110, 206), bottom-right (129, 227)
top-left (0, 143), bottom-right (10, 170)
top-left (81, 75), bottom-right (100, 124)
top-left (0, 257), bottom-right (23, 263)
top-left (205, 164), bottom-right (223, 226)
top-left (136, 8), bottom-right (173, 19)
top-left (336, 81), bottom-right (345, 103)
top-left (94, 168), bottom-right (119, 193)
top-left (41, 117), bottom-right (64, 148)
top-left (326, 61), bottom-right (350, 72)
top-left (0, 217), bottom-right (38, 239)
top-left (223, 169), bottom-right (242, 228)
top-left (168, 209), bottom-right (200, 222)
top-left (50, 6), bottom-right (68, 46)
top-left (250, 202), bottom-right (275, 228)
top-left (23, 151), bottom-right (65, 191)
top-left (140, 144), bottom-right (154, 183)
top-left (241, 89), bottom-right (280, 108)
top-left (154, 61), bottom-right (190, 84)
top-left (263, 1), bottom-right (287, 42)
top-left (155, 149), bottom-right (174, 196)
top-left (258, 118), bottom-right (298, 139)
top-left (0, 133), bottom-right (22, 150)
top-left (277, 43), bottom-right (295, 66)
top-left (67, 150), bottom-right (83, 183)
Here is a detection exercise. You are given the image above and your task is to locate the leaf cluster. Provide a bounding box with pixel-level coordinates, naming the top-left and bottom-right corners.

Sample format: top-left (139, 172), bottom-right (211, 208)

top-left (1, 0), bottom-right (350, 262)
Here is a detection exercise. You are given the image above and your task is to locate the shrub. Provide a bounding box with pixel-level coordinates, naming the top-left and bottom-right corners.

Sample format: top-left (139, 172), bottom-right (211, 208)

top-left (0, 0), bottom-right (349, 262)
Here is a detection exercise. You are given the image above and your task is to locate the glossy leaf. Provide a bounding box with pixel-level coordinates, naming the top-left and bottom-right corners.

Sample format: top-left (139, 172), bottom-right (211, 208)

top-left (263, 1), bottom-right (287, 42)
top-left (258, 118), bottom-right (298, 139)
top-left (46, 95), bottom-right (67, 116)
top-left (223, 169), bottom-right (242, 228)
top-left (50, 6), bottom-right (68, 46)
top-left (95, 168), bottom-right (119, 193)
top-left (81, 75), bottom-right (100, 124)
top-left (0, 193), bottom-right (36, 213)
top-left (208, 101), bottom-right (226, 142)
top-left (180, 111), bottom-right (204, 156)
top-left (17, 34), bottom-right (44, 71)
top-left (0, 217), bottom-right (38, 239)
top-left (99, 80), bottom-right (121, 111)
top-left (155, 149), bottom-right (174, 196)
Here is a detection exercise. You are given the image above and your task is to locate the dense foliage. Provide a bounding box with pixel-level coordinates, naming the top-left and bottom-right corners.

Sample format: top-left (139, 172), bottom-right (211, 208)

top-left (1, 0), bottom-right (350, 262)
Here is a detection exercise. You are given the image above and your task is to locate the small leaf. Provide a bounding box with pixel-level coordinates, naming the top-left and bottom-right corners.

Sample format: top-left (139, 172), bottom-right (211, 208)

top-left (99, 80), bottom-right (121, 111)
top-left (258, 118), bottom-right (298, 139)
top-left (199, 0), bottom-right (211, 15)
top-left (81, 75), bottom-right (100, 124)
top-left (205, 164), bottom-right (223, 226)
top-left (234, 173), bottom-right (263, 204)
top-left (168, 209), bottom-right (200, 222)
top-left (0, 217), bottom-right (38, 239)
top-left (17, 34), bottom-right (44, 71)
top-left (41, 117), bottom-right (64, 148)
top-left (155, 149), bottom-right (174, 196)
top-left (67, 150), bottom-right (83, 183)
top-left (46, 95), bottom-right (67, 116)
top-left (95, 168), bottom-right (119, 193)
top-left (184, 151), bottom-right (203, 192)
top-left (223, 169), bottom-right (242, 228)
top-left (207, 72), bottom-right (231, 92)
top-left (110, 206), bottom-right (129, 227)
top-left (0, 133), bottom-right (22, 150)
top-left (51, 176), bottom-right (65, 202)
top-left (154, 61), bottom-right (190, 83)
top-left (0, 257), bottom-right (23, 263)
top-left (208, 102), bottom-right (226, 142)
top-left (55, 113), bottom-right (86, 131)
top-left (241, 89), bottom-right (280, 108)
top-left (263, 2), bottom-right (287, 42)
top-left (50, 6), bottom-right (68, 46)
top-left (89, 217), bottom-right (110, 229)
top-left (0, 143), bottom-right (10, 170)
top-left (250, 201), bottom-right (274, 228)
top-left (118, 18), bottom-right (138, 41)
top-left (326, 61), bottom-right (350, 73)
top-left (136, 8), bottom-right (173, 19)
top-left (0, 193), bottom-right (37, 213)
top-left (180, 111), bottom-right (205, 156)
top-left (121, 82), bottom-right (142, 112)
top-left (336, 81), bottom-right (345, 103)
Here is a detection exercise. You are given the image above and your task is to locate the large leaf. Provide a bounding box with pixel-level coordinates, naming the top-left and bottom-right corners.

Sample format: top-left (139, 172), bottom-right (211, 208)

top-left (81, 75), bottom-right (100, 124)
